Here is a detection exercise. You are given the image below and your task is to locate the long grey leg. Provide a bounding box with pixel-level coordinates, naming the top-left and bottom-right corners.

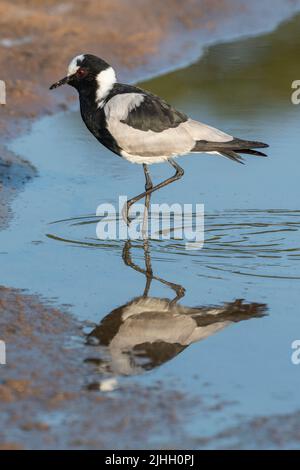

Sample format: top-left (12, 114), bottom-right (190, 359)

top-left (122, 240), bottom-right (185, 302)
top-left (123, 159), bottom-right (184, 225)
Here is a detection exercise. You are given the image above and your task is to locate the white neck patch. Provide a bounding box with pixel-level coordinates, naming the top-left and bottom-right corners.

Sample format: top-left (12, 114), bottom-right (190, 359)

top-left (96, 67), bottom-right (116, 107)
top-left (67, 54), bottom-right (85, 76)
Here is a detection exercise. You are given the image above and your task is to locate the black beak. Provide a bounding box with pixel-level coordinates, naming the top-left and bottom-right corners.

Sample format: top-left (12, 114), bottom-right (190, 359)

top-left (49, 75), bottom-right (71, 90)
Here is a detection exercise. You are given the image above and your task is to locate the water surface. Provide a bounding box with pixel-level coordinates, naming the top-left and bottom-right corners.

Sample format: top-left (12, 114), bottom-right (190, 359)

top-left (2, 15), bottom-right (300, 447)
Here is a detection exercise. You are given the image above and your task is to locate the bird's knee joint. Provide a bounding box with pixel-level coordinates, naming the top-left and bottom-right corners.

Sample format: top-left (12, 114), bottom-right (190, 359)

top-left (145, 182), bottom-right (153, 191)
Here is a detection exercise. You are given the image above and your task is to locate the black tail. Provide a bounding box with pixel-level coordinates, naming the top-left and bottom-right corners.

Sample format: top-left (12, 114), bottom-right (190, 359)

top-left (192, 138), bottom-right (269, 164)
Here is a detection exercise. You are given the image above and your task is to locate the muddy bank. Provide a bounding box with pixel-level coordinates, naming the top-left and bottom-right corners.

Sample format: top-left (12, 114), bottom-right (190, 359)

top-left (195, 412), bottom-right (300, 450)
top-left (0, 285), bottom-right (201, 449)
top-left (1, 0), bottom-right (300, 227)
top-left (0, 146), bottom-right (35, 229)
top-left (0, 0), bottom-right (227, 230)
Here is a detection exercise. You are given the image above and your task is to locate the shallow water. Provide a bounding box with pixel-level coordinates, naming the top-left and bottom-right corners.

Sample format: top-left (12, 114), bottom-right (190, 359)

top-left (2, 15), bottom-right (300, 447)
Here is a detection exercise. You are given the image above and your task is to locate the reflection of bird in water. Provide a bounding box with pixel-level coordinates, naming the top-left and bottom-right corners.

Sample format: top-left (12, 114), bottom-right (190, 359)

top-left (86, 241), bottom-right (266, 377)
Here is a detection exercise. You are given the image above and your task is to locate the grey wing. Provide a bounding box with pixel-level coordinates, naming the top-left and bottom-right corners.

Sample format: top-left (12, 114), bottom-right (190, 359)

top-left (104, 92), bottom-right (233, 159)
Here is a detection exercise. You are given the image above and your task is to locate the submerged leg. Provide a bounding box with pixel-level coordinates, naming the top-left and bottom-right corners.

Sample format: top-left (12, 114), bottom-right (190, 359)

top-left (123, 159), bottom-right (184, 225)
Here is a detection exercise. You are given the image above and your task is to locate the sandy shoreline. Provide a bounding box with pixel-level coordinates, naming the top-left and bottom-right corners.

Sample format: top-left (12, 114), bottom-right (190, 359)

top-left (0, 0), bottom-right (227, 136)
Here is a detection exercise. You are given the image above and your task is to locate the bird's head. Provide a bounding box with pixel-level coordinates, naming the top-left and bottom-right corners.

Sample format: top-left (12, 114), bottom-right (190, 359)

top-left (50, 54), bottom-right (116, 101)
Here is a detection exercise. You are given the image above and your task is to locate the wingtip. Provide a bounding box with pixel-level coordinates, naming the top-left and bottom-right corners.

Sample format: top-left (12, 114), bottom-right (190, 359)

top-left (254, 141), bottom-right (269, 149)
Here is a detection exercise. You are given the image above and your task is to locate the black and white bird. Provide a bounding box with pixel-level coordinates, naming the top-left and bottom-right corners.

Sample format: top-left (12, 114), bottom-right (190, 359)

top-left (86, 241), bottom-right (266, 376)
top-left (50, 54), bottom-right (269, 222)
top-left (87, 297), bottom-right (266, 376)
top-left (87, 241), bottom-right (267, 375)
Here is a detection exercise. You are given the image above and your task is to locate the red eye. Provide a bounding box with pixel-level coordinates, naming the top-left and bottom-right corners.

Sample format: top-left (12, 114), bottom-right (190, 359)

top-left (76, 68), bottom-right (86, 78)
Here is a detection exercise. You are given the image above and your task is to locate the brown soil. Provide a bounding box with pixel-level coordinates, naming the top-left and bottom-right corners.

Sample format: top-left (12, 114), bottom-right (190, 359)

top-left (0, 0), bottom-right (239, 230)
